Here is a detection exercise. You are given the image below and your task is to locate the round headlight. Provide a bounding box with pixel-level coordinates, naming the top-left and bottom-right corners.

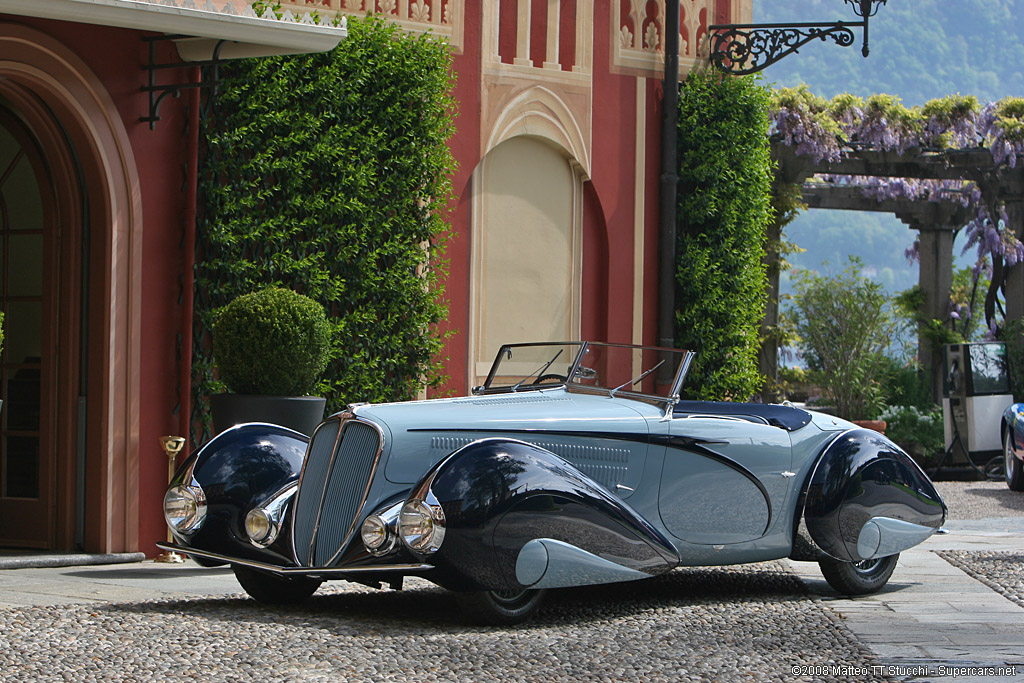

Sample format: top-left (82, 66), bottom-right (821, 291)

top-left (245, 508), bottom-right (277, 547)
top-left (163, 485), bottom-right (207, 535)
top-left (361, 515), bottom-right (394, 555)
top-left (399, 499), bottom-right (445, 554)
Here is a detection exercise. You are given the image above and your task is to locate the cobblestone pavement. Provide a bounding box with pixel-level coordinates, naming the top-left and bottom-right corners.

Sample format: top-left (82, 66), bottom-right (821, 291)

top-left (0, 563), bottom-right (888, 683)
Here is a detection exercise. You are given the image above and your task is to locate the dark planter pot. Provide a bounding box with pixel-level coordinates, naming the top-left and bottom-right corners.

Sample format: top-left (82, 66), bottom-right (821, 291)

top-left (852, 419), bottom-right (887, 435)
top-left (210, 394), bottom-right (327, 437)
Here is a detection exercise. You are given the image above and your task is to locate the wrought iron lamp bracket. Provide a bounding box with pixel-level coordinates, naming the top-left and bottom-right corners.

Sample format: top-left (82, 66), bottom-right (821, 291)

top-left (709, 0), bottom-right (886, 75)
top-left (141, 35), bottom-right (227, 130)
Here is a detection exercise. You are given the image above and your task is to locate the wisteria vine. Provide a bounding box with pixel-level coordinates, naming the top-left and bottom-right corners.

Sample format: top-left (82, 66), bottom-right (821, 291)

top-left (770, 87), bottom-right (1024, 331)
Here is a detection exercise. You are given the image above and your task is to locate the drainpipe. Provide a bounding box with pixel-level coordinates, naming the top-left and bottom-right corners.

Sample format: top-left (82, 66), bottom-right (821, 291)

top-left (658, 0), bottom-right (680, 353)
top-left (180, 65), bottom-right (200, 453)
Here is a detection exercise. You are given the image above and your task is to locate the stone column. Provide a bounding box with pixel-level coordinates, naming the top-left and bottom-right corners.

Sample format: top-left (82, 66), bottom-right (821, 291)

top-left (1004, 199), bottom-right (1024, 324)
top-left (917, 226), bottom-right (954, 403)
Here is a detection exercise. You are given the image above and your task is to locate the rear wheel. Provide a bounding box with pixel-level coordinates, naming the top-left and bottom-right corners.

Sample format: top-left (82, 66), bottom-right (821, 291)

top-left (1005, 427), bottom-right (1024, 491)
top-left (232, 565), bottom-right (322, 604)
top-left (818, 554), bottom-right (899, 595)
top-left (455, 588), bottom-right (547, 625)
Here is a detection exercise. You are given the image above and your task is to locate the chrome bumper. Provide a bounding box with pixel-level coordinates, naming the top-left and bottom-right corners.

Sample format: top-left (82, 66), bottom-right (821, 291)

top-left (155, 542), bottom-right (432, 576)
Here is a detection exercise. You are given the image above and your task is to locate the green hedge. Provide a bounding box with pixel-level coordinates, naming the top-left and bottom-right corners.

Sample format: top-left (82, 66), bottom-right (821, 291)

top-left (675, 71), bottom-right (773, 400)
top-left (194, 15), bottom-right (455, 438)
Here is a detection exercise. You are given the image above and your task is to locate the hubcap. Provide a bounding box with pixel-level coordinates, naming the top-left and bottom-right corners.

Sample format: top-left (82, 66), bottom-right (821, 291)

top-left (491, 589), bottom-right (532, 606)
top-left (1006, 435), bottom-right (1015, 477)
top-left (852, 558), bottom-right (884, 574)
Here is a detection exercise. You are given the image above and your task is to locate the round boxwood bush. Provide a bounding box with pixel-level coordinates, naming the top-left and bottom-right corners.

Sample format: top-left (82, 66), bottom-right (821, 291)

top-left (212, 288), bottom-right (330, 396)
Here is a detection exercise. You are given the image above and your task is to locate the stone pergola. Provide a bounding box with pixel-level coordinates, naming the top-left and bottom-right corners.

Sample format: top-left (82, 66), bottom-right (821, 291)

top-left (767, 143), bottom-right (1024, 402)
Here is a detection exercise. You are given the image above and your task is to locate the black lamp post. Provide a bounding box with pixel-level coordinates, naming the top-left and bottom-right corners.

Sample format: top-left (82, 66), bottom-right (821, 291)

top-left (708, 0), bottom-right (887, 75)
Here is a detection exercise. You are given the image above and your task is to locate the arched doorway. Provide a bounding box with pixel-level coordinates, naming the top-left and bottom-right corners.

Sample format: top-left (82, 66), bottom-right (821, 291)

top-left (0, 25), bottom-right (143, 553)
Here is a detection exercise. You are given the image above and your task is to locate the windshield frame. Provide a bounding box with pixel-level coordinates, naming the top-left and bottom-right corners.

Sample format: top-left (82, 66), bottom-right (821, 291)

top-left (474, 341), bottom-right (694, 409)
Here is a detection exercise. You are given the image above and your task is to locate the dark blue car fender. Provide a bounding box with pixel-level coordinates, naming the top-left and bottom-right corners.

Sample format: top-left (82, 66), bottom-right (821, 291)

top-left (421, 438), bottom-right (679, 592)
top-left (170, 423), bottom-right (309, 564)
top-left (799, 429), bottom-right (947, 563)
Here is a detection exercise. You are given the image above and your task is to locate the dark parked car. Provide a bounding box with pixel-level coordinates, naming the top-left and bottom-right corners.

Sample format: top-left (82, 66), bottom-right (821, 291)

top-left (161, 342), bottom-right (947, 623)
top-left (1001, 403), bottom-right (1024, 491)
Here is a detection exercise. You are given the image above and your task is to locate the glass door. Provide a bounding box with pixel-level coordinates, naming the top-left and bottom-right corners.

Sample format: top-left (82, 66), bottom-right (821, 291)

top-left (0, 109), bottom-right (51, 548)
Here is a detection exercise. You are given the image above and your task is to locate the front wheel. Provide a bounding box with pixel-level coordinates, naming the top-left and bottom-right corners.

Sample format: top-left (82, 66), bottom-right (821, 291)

top-left (455, 588), bottom-right (548, 625)
top-left (818, 554), bottom-right (899, 595)
top-left (1005, 427), bottom-right (1024, 491)
top-left (232, 564), bottom-right (322, 604)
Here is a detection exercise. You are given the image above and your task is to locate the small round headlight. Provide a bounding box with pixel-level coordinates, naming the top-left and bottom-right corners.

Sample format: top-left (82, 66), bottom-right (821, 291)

top-left (399, 499), bottom-right (445, 553)
top-left (245, 508), bottom-right (277, 546)
top-left (163, 485), bottom-right (207, 535)
top-left (361, 515), bottom-right (393, 555)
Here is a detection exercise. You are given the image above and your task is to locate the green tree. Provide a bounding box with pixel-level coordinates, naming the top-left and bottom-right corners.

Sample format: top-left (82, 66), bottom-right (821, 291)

top-left (789, 258), bottom-right (895, 420)
top-left (195, 15), bottom-right (456, 437)
top-left (676, 70), bottom-right (773, 400)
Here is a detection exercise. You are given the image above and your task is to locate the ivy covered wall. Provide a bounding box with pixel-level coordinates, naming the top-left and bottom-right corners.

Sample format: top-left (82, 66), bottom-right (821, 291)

top-left (193, 16), bottom-right (456, 438)
top-left (675, 71), bottom-right (773, 401)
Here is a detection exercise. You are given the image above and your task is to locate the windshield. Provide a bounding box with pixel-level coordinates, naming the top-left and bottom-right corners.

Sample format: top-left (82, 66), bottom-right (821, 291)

top-left (478, 342), bottom-right (693, 401)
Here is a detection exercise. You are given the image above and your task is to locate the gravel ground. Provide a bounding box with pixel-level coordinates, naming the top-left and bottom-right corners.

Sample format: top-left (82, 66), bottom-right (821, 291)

top-left (0, 563), bottom-right (889, 683)
top-left (933, 479), bottom-right (1024, 519)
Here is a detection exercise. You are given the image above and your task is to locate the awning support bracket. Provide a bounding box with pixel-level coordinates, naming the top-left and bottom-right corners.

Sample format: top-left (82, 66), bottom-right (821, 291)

top-left (141, 35), bottom-right (226, 130)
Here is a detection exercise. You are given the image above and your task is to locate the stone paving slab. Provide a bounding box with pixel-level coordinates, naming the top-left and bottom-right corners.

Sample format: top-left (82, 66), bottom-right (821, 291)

top-left (0, 563), bottom-right (239, 608)
top-left (784, 517), bottom-right (1024, 683)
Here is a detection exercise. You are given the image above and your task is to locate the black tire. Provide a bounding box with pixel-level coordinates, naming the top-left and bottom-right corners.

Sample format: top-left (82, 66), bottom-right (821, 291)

top-left (818, 554), bottom-right (899, 595)
top-left (455, 588), bottom-right (547, 625)
top-left (1005, 427), bottom-right (1024, 492)
top-left (232, 564), bottom-right (322, 604)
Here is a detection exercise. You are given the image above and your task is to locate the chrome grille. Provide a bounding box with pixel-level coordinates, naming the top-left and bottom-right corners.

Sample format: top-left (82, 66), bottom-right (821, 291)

top-left (292, 417), bottom-right (383, 567)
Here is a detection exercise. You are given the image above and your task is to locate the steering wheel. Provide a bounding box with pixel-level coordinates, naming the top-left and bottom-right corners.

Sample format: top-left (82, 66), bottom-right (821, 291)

top-left (532, 374), bottom-right (567, 385)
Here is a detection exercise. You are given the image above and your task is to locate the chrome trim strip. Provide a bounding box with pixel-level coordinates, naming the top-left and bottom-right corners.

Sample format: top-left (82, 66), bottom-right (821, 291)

top-left (156, 543), bottom-right (431, 576)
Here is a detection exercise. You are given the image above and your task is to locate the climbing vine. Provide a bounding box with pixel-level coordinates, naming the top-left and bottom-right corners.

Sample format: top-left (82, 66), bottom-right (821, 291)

top-left (770, 87), bottom-right (1024, 332)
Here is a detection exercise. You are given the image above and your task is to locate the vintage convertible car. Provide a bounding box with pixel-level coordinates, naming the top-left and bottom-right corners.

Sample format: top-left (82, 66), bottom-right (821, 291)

top-left (160, 342), bottom-right (947, 624)
top-left (1000, 403), bottom-right (1024, 491)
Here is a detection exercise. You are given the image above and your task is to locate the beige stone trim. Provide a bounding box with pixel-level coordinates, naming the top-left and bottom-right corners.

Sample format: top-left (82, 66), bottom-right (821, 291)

top-left (632, 76), bottom-right (646, 378)
top-left (484, 85), bottom-right (591, 179)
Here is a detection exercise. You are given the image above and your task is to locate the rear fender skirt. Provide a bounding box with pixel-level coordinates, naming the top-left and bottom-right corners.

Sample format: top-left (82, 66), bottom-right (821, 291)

top-left (424, 439), bottom-right (679, 592)
top-left (800, 429), bottom-right (947, 562)
top-left (172, 423), bottom-right (309, 565)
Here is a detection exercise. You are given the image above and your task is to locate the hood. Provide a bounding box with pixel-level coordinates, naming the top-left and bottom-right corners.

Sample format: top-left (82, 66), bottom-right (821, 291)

top-left (352, 388), bottom-right (656, 485)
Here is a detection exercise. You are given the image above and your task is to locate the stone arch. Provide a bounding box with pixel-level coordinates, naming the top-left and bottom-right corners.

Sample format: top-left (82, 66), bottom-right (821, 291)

top-left (0, 24), bottom-right (143, 552)
top-left (485, 85), bottom-right (591, 179)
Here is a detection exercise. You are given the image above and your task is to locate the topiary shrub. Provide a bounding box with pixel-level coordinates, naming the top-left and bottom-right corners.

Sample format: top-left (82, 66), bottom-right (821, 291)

top-left (212, 288), bottom-right (330, 396)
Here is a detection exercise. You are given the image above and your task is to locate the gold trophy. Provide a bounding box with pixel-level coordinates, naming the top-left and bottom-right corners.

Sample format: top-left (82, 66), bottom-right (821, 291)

top-left (155, 435), bottom-right (187, 563)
